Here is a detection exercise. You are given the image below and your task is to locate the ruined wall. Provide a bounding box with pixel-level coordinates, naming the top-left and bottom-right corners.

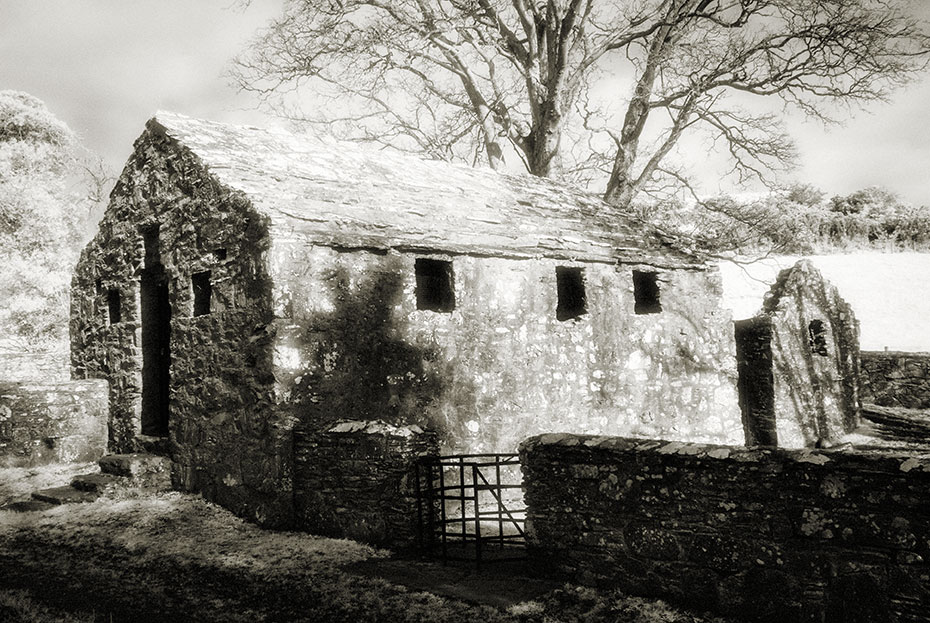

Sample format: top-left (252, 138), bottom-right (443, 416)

top-left (738, 261), bottom-right (861, 448)
top-left (521, 433), bottom-right (930, 623)
top-left (269, 244), bottom-right (742, 453)
top-left (0, 380), bottom-right (108, 467)
top-left (70, 122), bottom-right (292, 527)
top-left (860, 351), bottom-right (930, 409)
top-left (293, 420), bottom-right (438, 546)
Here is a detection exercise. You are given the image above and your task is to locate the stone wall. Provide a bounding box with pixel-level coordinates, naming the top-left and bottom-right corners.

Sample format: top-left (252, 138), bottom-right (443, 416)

top-left (861, 351), bottom-right (930, 409)
top-left (270, 244), bottom-right (742, 452)
top-left (71, 121), bottom-right (293, 527)
top-left (0, 380), bottom-right (108, 467)
top-left (521, 433), bottom-right (930, 623)
top-left (0, 347), bottom-right (69, 383)
top-left (293, 420), bottom-right (438, 547)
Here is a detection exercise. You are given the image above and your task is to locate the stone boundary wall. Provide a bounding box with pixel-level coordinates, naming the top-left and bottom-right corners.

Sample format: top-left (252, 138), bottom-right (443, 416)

top-left (293, 420), bottom-right (438, 547)
top-left (861, 351), bottom-right (930, 409)
top-left (0, 380), bottom-right (108, 467)
top-left (0, 349), bottom-right (69, 383)
top-left (521, 433), bottom-right (930, 623)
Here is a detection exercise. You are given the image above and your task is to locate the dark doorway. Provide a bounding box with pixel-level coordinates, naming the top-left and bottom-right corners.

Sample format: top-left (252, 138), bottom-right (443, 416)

top-left (140, 227), bottom-right (171, 437)
top-left (734, 317), bottom-right (777, 446)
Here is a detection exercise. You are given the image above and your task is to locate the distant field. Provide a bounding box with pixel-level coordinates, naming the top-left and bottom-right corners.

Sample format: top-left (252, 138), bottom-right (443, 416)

top-left (718, 252), bottom-right (930, 352)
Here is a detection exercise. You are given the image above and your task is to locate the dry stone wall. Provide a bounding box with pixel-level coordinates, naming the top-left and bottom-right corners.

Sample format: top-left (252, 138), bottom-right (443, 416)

top-left (521, 433), bottom-right (930, 623)
top-left (71, 121), bottom-right (293, 527)
top-left (0, 349), bottom-right (69, 382)
top-left (269, 243), bottom-right (742, 453)
top-left (861, 351), bottom-right (930, 409)
top-left (293, 420), bottom-right (438, 546)
top-left (0, 380), bottom-right (108, 467)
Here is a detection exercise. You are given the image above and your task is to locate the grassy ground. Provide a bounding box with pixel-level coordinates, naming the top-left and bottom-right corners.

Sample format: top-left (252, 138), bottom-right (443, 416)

top-left (0, 462), bottom-right (96, 506)
top-left (0, 468), bottom-right (735, 623)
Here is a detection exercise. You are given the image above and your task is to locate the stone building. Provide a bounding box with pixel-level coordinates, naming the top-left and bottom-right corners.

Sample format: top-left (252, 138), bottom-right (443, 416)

top-left (71, 112), bottom-right (741, 527)
top-left (735, 260), bottom-right (860, 448)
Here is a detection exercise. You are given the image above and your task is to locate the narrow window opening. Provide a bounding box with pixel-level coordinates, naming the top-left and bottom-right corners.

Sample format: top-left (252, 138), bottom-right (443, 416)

top-left (556, 267), bottom-right (586, 321)
top-left (192, 271), bottom-right (212, 316)
top-left (415, 258), bottom-right (455, 312)
top-left (633, 270), bottom-right (662, 315)
top-left (140, 225), bottom-right (161, 269)
top-left (94, 278), bottom-right (103, 295)
top-left (808, 319), bottom-right (828, 356)
top-left (107, 289), bottom-right (121, 324)
top-left (212, 248), bottom-right (227, 261)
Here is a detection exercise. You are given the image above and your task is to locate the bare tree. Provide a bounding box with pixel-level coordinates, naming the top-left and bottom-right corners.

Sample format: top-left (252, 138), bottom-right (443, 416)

top-left (234, 0), bottom-right (929, 207)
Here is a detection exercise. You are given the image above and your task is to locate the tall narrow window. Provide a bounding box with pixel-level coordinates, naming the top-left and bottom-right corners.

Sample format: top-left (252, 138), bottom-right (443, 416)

top-left (107, 289), bottom-right (121, 324)
top-left (192, 271), bottom-right (212, 316)
top-left (633, 270), bottom-right (662, 315)
top-left (556, 267), bottom-right (586, 321)
top-left (808, 319), bottom-right (828, 356)
top-left (415, 258), bottom-right (455, 312)
top-left (140, 225), bottom-right (161, 269)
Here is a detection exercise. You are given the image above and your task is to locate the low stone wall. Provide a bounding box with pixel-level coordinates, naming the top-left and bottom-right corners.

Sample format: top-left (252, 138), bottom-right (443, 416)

top-left (861, 351), bottom-right (930, 409)
top-left (0, 380), bottom-right (109, 467)
top-left (0, 348), bottom-right (69, 383)
top-left (293, 420), bottom-right (438, 547)
top-left (521, 433), bottom-right (930, 623)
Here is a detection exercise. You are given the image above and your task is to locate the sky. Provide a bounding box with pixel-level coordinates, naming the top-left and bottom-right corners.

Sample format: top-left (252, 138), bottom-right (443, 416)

top-left (2, 0), bottom-right (930, 206)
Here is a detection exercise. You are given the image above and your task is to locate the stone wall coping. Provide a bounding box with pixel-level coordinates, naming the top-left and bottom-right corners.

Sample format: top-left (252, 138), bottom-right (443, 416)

top-left (519, 433), bottom-right (930, 473)
top-left (325, 419), bottom-right (431, 438)
top-left (861, 350), bottom-right (930, 358)
top-left (0, 379), bottom-right (109, 392)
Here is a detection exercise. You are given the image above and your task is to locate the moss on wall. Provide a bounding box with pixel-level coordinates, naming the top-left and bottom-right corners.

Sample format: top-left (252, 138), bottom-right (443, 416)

top-left (270, 244), bottom-right (742, 452)
top-left (522, 433), bottom-right (930, 622)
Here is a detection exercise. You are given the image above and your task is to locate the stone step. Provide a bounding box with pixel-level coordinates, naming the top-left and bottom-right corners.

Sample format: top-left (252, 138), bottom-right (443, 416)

top-left (0, 499), bottom-right (56, 512)
top-left (132, 434), bottom-right (171, 456)
top-left (70, 472), bottom-right (121, 493)
top-left (98, 453), bottom-right (172, 490)
top-left (31, 485), bottom-right (100, 505)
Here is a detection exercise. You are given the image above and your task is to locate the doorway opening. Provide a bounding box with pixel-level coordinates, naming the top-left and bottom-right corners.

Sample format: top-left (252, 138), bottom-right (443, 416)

top-left (140, 226), bottom-right (171, 437)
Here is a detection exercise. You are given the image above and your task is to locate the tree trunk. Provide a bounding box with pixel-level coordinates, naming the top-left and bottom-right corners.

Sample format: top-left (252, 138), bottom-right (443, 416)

top-left (525, 102), bottom-right (564, 178)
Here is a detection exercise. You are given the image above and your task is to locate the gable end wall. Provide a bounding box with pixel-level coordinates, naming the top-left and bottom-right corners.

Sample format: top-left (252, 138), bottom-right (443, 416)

top-left (70, 124), bottom-right (293, 527)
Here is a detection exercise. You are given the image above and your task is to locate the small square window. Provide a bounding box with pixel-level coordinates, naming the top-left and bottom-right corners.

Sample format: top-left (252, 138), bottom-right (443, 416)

top-left (415, 258), bottom-right (455, 312)
top-left (808, 319), bottom-right (828, 356)
top-left (212, 248), bottom-right (227, 261)
top-left (556, 267), bottom-right (586, 321)
top-left (107, 289), bottom-right (121, 324)
top-left (633, 270), bottom-right (662, 315)
top-left (192, 271), bottom-right (212, 316)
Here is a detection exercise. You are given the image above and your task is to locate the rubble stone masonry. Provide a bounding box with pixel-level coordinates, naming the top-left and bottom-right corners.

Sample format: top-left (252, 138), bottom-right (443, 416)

top-left (521, 433), bottom-right (930, 623)
top-left (0, 380), bottom-right (108, 467)
top-left (861, 351), bottom-right (930, 409)
top-left (293, 420), bottom-right (438, 546)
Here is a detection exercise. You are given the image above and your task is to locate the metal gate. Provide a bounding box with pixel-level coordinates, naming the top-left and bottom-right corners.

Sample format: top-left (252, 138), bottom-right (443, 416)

top-left (416, 454), bottom-right (526, 567)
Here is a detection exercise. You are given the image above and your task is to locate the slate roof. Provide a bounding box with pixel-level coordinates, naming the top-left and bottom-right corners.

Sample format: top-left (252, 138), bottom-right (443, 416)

top-left (150, 112), bottom-right (703, 268)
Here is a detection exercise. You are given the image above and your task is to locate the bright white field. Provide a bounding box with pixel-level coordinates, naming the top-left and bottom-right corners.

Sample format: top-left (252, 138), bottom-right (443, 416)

top-left (718, 252), bottom-right (930, 352)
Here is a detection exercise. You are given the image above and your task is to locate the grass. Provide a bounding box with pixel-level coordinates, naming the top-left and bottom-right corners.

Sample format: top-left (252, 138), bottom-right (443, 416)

top-left (0, 476), bottom-right (736, 623)
top-left (0, 462), bottom-right (97, 506)
top-left (0, 589), bottom-right (95, 623)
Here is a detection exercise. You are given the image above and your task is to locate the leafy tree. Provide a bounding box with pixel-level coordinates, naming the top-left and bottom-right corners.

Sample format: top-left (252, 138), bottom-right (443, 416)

top-left (233, 0), bottom-right (929, 207)
top-left (0, 91), bottom-right (106, 352)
